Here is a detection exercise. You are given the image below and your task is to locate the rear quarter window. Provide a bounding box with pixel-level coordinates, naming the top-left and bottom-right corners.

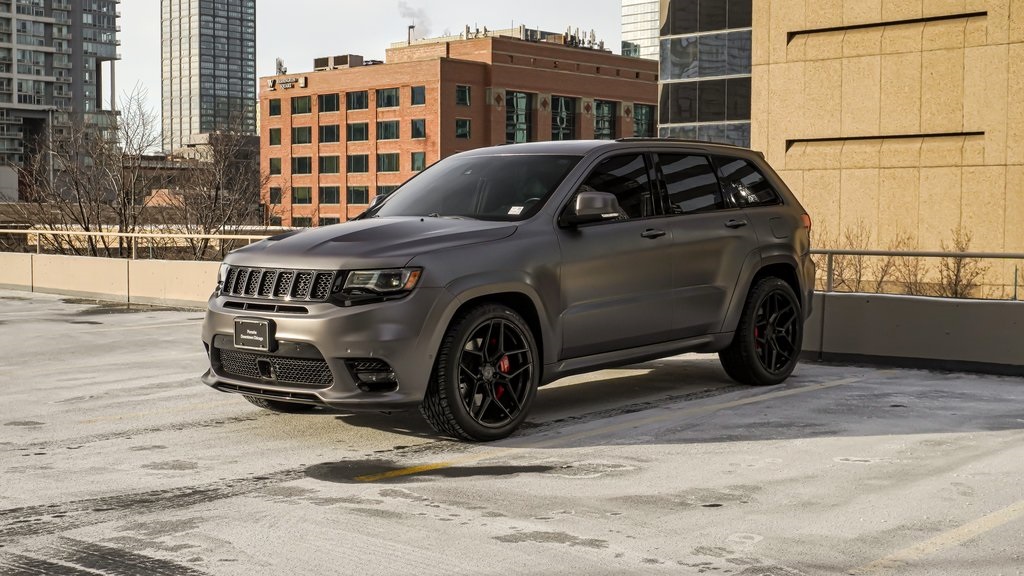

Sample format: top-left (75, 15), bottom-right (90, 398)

top-left (713, 155), bottom-right (781, 207)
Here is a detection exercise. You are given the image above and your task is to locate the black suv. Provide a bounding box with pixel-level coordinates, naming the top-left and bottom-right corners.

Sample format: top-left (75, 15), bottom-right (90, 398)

top-left (202, 140), bottom-right (815, 441)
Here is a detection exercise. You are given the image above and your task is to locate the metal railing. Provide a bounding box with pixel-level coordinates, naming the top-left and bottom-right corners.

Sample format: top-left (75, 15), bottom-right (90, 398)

top-left (811, 248), bottom-right (1024, 300)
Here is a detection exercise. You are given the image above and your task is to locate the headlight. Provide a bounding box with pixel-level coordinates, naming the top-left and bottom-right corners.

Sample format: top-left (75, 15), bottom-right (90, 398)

top-left (215, 263), bottom-right (231, 295)
top-left (343, 268), bottom-right (422, 295)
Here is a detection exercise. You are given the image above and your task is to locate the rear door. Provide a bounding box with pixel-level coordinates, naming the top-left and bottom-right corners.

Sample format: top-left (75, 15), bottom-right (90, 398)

top-left (653, 151), bottom-right (761, 339)
top-left (556, 153), bottom-right (674, 359)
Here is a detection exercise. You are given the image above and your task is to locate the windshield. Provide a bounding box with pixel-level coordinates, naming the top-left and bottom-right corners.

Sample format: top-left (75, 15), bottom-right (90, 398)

top-left (373, 154), bottom-right (581, 221)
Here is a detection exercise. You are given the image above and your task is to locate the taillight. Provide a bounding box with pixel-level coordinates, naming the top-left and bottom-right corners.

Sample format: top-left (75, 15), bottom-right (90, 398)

top-left (801, 213), bottom-right (812, 230)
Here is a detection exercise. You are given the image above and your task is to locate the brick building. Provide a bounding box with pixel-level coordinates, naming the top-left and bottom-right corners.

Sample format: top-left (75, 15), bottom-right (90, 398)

top-left (260, 29), bottom-right (658, 226)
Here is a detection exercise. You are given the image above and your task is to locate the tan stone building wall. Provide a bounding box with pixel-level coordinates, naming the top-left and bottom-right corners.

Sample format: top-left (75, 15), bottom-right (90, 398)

top-left (751, 0), bottom-right (1024, 293)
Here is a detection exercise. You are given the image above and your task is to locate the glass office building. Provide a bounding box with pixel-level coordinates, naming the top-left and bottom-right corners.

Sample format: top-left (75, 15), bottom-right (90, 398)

top-left (658, 0), bottom-right (752, 146)
top-left (621, 0), bottom-right (660, 60)
top-left (161, 0), bottom-right (257, 152)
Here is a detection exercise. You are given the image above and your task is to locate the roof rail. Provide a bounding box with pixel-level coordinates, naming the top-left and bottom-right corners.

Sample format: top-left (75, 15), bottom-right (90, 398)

top-left (614, 137), bottom-right (749, 149)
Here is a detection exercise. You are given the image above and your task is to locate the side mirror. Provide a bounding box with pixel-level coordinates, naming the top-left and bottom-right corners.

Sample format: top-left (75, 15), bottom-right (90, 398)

top-left (559, 191), bottom-right (626, 227)
top-left (353, 192), bottom-right (390, 220)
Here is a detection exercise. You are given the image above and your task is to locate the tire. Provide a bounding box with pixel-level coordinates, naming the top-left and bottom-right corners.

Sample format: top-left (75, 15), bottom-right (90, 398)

top-left (719, 277), bottom-right (803, 386)
top-left (420, 304), bottom-right (539, 441)
top-left (243, 395), bottom-right (318, 413)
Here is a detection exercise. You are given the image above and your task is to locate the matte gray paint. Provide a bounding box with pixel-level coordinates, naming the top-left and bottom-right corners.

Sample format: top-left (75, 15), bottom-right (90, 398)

top-left (202, 140), bottom-right (814, 411)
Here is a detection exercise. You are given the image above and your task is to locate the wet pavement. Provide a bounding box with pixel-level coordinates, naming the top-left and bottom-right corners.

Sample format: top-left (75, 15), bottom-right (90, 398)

top-left (1, 289), bottom-right (1023, 575)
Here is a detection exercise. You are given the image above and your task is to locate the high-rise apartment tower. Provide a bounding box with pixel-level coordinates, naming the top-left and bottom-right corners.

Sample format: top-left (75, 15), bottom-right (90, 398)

top-left (621, 0), bottom-right (660, 59)
top-left (161, 0), bottom-right (256, 153)
top-left (0, 0), bottom-right (121, 200)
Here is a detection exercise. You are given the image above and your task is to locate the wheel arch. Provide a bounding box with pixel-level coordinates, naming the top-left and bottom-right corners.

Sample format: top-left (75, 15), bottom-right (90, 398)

top-left (723, 255), bottom-right (802, 333)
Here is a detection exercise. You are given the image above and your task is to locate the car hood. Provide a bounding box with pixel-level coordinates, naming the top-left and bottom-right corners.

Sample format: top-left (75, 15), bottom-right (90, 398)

top-left (224, 217), bottom-right (518, 270)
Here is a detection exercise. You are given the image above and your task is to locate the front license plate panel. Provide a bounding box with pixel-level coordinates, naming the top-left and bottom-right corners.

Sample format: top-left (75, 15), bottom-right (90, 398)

top-left (234, 318), bottom-right (274, 352)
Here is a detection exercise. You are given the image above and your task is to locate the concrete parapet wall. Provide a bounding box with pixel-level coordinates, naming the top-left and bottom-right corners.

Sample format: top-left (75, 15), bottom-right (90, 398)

top-left (2, 254), bottom-right (216, 308)
top-left (32, 254), bottom-right (129, 302)
top-left (0, 253), bottom-right (32, 289)
top-left (128, 259), bottom-right (219, 308)
top-left (804, 292), bottom-right (1024, 374)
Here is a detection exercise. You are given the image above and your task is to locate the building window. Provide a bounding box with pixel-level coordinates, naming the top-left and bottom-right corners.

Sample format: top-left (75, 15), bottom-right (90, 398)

top-left (319, 124), bottom-right (340, 143)
top-left (411, 85), bottom-right (426, 106)
top-left (347, 154), bottom-right (369, 173)
top-left (411, 152), bottom-right (426, 172)
top-left (551, 96), bottom-right (576, 141)
top-left (292, 126), bottom-right (312, 145)
top-left (268, 127), bottom-right (281, 146)
top-left (634, 104), bottom-right (655, 137)
top-left (270, 216), bottom-right (283, 226)
top-left (377, 120), bottom-right (400, 140)
top-left (347, 186), bottom-right (369, 205)
top-left (291, 96), bottom-right (311, 115)
top-left (376, 88), bottom-right (399, 108)
top-left (269, 187), bottom-right (282, 204)
top-left (319, 217), bottom-right (341, 226)
top-left (347, 122), bottom-right (368, 142)
top-left (377, 185), bottom-right (398, 196)
top-left (319, 155), bottom-right (340, 174)
top-left (455, 118), bottom-right (471, 139)
top-left (319, 186), bottom-right (340, 204)
top-left (292, 157), bottom-right (312, 174)
top-left (506, 92), bottom-right (533, 144)
top-left (594, 100), bottom-right (617, 140)
top-left (269, 158), bottom-right (282, 175)
top-left (411, 119), bottom-right (426, 139)
top-left (292, 186), bottom-right (313, 204)
top-left (318, 93), bottom-right (340, 113)
top-left (377, 153), bottom-right (399, 173)
top-left (269, 98), bottom-right (281, 116)
top-left (347, 91), bottom-right (369, 110)
top-left (455, 85), bottom-right (471, 106)
top-left (662, 0), bottom-right (751, 36)
top-left (660, 31), bottom-right (751, 82)
top-left (293, 217), bottom-right (313, 227)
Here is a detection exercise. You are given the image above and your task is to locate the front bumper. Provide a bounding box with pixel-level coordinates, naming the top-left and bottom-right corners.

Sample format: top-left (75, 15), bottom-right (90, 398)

top-left (201, 287), bottom-right (452, 411)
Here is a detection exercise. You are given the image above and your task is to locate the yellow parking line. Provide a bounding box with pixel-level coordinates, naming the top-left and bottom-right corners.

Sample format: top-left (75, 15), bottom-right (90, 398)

top-left (849, 499), bottom-right (1024, 574)
top-left (356, 377), bottom-right (859, 482)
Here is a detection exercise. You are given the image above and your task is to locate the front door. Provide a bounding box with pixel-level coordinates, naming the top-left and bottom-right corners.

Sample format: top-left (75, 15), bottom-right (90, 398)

top-left (557, 153), bottom-right (674, 359)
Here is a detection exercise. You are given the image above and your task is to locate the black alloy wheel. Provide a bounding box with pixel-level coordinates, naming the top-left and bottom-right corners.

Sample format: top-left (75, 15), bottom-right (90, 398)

top-left (421, 304), bottom-right (539, 441)
top-left (752, 289), bottom-right (801, 374)
top-left (719, 277), bottom-right (803, 386)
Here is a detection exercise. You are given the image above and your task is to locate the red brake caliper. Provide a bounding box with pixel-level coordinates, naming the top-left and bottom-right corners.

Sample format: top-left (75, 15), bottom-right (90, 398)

top-left (495, 355), bottom-right (510, 399)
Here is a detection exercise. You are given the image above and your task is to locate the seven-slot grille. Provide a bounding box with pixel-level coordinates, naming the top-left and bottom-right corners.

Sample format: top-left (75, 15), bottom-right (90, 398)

top-left (222, 267), bottom-right (338, 302)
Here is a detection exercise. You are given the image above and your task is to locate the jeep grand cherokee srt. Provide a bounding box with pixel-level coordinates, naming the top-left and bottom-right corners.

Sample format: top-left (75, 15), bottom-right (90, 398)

top-left (202, 139), bottom-right (814, 441)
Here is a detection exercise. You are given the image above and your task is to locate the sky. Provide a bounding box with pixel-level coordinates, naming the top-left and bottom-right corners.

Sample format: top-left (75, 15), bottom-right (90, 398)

top-left (119, 0), bottom-right (623, 118)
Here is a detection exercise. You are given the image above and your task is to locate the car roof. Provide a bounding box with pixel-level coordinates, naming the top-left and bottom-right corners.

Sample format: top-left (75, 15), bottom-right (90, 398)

top-left (456, 138), bottom-right (758, 158)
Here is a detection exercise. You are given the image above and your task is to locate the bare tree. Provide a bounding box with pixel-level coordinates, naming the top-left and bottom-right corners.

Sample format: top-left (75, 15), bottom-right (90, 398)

top-left (159, 125), bottom-right (269, 260)
top-left (936, 225), bottom-right (989, 299)
top-left (13, 85), bottom-right (162, 257)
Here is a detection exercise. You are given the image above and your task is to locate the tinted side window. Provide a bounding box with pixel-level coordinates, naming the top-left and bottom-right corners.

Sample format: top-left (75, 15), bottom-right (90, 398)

top-left (713, 156), bottom-right (781, 207)
top-left (581, 154), bottom-right (656, 219)
top-left (659, 154), bottom-right (725, 214)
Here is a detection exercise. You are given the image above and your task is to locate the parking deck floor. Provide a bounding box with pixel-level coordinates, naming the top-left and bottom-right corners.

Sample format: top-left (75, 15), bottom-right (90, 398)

top-left (1, 290), bottom-right (1023, 575)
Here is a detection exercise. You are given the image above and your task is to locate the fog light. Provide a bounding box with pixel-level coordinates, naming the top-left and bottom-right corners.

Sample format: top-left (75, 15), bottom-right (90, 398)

top-left (355, 371), bottom-right (396, 385)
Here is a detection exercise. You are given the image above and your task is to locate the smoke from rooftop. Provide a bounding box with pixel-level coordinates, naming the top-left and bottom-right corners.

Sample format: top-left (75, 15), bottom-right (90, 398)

top-left (397, 1), bottom-right (432, 39)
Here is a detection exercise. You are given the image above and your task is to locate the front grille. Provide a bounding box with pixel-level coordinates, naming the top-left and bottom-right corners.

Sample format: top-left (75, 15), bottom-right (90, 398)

top-left (217, 349), bottom-right (334, 387)
top-left (222, 266), bottom-right (339, 303)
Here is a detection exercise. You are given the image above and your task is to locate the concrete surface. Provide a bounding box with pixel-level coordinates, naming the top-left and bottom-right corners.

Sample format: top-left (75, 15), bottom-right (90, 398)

top-left (1, 289), bottom-right (1022, 576)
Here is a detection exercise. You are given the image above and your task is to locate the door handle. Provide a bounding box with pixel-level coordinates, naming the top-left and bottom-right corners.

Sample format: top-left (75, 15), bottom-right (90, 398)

top-left (641, 228), bottom-right (667, 239)
top-left (725, 219), bottom-right (749, 229)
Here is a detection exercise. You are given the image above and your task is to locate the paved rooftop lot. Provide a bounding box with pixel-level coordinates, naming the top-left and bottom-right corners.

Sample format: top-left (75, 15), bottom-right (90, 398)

top-left (1, 289), bottom-right (1023, 576)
